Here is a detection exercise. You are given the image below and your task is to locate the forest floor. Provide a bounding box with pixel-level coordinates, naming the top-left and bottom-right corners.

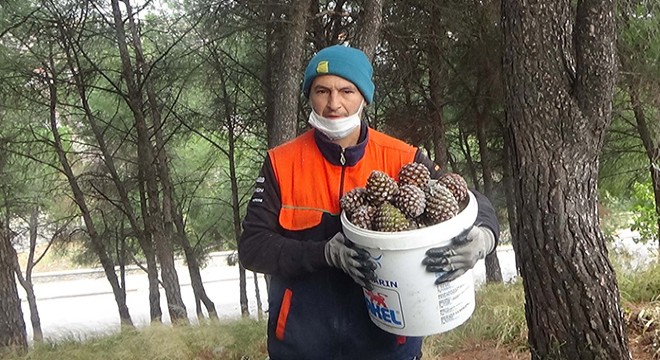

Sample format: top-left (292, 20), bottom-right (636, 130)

top-left (438, 341), bottom-right (652, 360)
top-left (437, 306), bottom-right (658, 360)
top-left (624, 304), bottom-right (660, 360)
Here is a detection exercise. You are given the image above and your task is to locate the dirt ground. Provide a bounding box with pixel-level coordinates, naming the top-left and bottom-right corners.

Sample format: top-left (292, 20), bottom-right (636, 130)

top-left (437, 329), bottom-right (655, 360)
top-left (437, 344), bottom-right (528, 360)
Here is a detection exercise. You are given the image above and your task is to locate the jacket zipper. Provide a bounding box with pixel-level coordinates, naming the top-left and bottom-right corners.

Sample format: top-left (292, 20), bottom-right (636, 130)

top-left (336, 148), bottom-right (347, 353)
top-left (338, 149), bottom-right (346, 198)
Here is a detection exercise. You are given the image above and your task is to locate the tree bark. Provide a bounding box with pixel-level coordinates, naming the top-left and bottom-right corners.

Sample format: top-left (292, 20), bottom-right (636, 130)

top-left (0, 236), bottom-right (27, 350)
top-left (0, 206), bottom-right (27, 350)
top-left (110, 0), bottom-right (187, 323)
top-left (253, 271), bottom-right (264, 320)
top-left (501, 126), bottom-right (520, 271)
top-left (56, 18), bottom-right (163, 322)
top-left (268, 0), bottom-right (307, 148)
top-left (173, 210), bottom-right (219, 319)
top-left (352, 0), bottom-right (383, 61)
top-left (45, 61), bottom-right (133, 328)
top-left (10, 207), bottom-right (42, 342)
top-left (459, 129), bottom-right (481, 192)
top-left (123, 0), bottom-right (217, 321)
top-left (218, 71), bottom-right (252, 317)
top-left (427, 4), bottom-right (449, 169)
top-left (475, 111), bottom-right (503, 283)
top-left (502, 0), bottom-right (629, 358)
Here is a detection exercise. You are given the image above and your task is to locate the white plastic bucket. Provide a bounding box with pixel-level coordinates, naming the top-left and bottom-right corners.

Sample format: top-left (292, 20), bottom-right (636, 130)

top-left (341, 190), bottom-right (478, 337)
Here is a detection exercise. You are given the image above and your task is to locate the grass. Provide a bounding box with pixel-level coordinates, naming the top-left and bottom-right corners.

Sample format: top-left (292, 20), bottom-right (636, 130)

top-left (1, 284), bottom-right (528, 360)
top-left (422, 282), bottom-right (528, 357)
top-left (618, 260), bottom-right (660, 303)
top-left (5, 245), bottom-right (660, 359)
top-left (4, 268), bottom-right (660, 360)
top-left (2, 320), bottom-right (267, 360)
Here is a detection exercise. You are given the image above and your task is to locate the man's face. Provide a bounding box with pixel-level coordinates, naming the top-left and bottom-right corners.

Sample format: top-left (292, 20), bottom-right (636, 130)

top-left (309, 75), bottom-right (365, 118)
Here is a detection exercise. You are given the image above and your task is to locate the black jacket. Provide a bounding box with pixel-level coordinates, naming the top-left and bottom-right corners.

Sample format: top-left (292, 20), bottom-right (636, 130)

top-left (239, 124), bottom-right (500, 360)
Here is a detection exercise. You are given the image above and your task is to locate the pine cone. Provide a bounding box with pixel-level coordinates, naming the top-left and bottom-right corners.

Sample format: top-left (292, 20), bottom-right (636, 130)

top-left (406, 218), bottom-right (424, 231)
top-left (393, 184), bottom-right (426, 218)
top-left (373, 202), bottom-right (409, 232)
top-left (366, 170), bottom-right (398, 206)
top-left (424, 182), bottom-right (459, 224)
top-left (340, 187), bottom-right (368, 216)
top-left (398, 162), bottom-right (431, 188)
top-left (438, 173), bottom-right (468, 204)
top-left (350, 205), bottom-right (376, 230)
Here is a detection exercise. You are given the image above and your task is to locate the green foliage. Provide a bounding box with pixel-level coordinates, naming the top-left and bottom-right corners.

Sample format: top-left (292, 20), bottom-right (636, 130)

top-left (598, 190), bottom-right (635, 243)
top-left (600, 98), bottom-right (648, 198)
top-left (170, 136), bottom-right (237, 250)
top-left (630, 181), bottom-right (660, 244)
top-left (609, 0), bottom-right (660, 206)
top-left (619, 1), bottom-right (660, 81)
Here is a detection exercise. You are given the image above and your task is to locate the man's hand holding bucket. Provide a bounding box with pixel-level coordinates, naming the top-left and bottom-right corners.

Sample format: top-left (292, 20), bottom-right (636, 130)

top-left (422, 226), bottom-right (496, 284)
top-left (325, 232), bottom-right (378, 290)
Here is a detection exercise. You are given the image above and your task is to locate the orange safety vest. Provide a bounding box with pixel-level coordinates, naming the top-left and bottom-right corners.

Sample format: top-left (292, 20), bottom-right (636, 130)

top-left (268, 129), bottom-right (417, 232)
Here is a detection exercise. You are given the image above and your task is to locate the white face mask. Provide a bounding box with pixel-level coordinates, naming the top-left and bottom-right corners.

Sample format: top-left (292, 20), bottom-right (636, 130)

top-left (308, 102), bottom-right (364, 140)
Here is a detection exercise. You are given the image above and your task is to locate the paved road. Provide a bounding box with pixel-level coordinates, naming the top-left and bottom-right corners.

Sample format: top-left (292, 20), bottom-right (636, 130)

top-left (19, 252), bottom-right (269, 342)
top-left (19, 248), bottom-right (522, 342)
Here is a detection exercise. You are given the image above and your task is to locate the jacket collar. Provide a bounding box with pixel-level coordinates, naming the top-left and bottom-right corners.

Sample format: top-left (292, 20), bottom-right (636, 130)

top-left (313, 121), bottom-right (369, 166)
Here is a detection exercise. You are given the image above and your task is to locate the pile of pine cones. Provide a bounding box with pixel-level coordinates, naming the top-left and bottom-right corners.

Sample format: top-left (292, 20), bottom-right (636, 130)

top-left (341, 162), bottom-right (469, 232)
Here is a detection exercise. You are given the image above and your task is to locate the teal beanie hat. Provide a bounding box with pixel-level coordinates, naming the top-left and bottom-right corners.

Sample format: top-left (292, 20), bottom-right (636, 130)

top-left (302, 45), bottom-right (375, 104)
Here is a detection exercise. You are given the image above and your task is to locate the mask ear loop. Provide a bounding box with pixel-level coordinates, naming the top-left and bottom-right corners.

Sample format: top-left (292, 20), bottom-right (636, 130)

top-left (357, 100), bottom-right (370, 126)
top-left (355, 100), bottom-right (365, 117)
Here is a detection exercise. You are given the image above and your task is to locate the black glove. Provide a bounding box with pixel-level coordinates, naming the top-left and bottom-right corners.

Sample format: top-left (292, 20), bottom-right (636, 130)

top-left (422, 226), bottom-right (495, 284)
top-left (324, 232), bottom-right (377, 290)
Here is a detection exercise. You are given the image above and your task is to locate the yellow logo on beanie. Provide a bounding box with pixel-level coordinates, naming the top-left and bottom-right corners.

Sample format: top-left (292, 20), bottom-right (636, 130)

top-left (316, 61), bottom-right (329, 74)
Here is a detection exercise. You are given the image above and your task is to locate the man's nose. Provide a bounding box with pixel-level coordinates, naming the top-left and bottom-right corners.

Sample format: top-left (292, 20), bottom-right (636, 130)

top-left (326, 91), bottom-right (342, 111)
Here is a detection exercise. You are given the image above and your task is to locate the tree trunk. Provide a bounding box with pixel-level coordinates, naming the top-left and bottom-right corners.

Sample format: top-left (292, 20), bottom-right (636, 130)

top-left (10, 207), bottom-right (42, 342)
top-left (133, 12), bottom-right (217, 320)
top-left (262, 0), bottom-right (308, 296)
top-left (501, 126), bottom-right (520, 271)
top-left (137, 188), bottom-right (163, 322)
top-left (179, 235), bottom-right (215, 320)
top-left (57, 23), bottom-right (163, 322)
top-left (459, 129), bottom-right (481, 192)
top-left (46, 62), bottom-right (133, 328)
top-left (502, 0), bottom-right (629, 358)
top-left (352, 0), bottom-right (383, 61)
top-left (629, 87), bottom-right (660, 246)
top-left (173, 210), bottom-right (219, 319)
top-left (110, 0), bottom-right (188, 323)
top-left (263, 3), bottom-right (276, 152)
top-left (218, 65), bottom-right (253, 317)
top-left (253, 271), bottom-right (264, 320)
top-left (427, 4), bottom-right (449, 169)
top-left (268, 0), bottom-right (307, 148)
top-left (475, 111), bottom-right (503, 283)
top-left (0, 216), bottom-right (27, 350)
top-left (11, 257), bottom-right (40, 343)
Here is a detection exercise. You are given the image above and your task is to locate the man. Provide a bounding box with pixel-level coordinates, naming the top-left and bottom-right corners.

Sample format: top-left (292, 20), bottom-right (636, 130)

top-left (238, 45), bottom-right (499, 360)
